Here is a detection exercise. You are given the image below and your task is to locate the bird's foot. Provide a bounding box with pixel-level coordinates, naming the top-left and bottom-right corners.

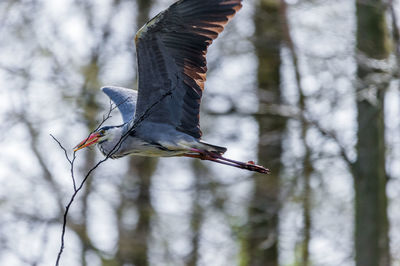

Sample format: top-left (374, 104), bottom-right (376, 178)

top-left (186, 149), bottom-right (270, 174)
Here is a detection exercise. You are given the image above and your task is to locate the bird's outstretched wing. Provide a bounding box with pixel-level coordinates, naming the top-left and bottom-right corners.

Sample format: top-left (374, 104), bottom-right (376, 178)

top-left (134, 0), bottom-right (242, 139)
top-left (101, 86), bottom-right (138, 124)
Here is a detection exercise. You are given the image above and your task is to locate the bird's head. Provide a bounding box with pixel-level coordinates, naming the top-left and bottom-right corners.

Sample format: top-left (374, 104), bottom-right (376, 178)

top-left (73, 126), bottom-right (116, 152)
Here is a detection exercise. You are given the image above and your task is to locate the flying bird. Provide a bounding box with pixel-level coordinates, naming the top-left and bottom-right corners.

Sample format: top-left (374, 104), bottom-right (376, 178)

top-left (74, 0), bottom-right (269, 174)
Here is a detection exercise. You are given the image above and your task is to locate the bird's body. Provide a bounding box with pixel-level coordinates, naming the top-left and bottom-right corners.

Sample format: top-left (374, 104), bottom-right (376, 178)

top-left (97, 119), bottom-right (225, 159)
top-left (74, 0), bottom-right (269, 174)
top-left (86, 86), bottom-right (227, 160)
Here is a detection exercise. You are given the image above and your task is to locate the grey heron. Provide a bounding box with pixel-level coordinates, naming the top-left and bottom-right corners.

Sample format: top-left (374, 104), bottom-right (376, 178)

top-left (74, 0), bottom-right (269, 174)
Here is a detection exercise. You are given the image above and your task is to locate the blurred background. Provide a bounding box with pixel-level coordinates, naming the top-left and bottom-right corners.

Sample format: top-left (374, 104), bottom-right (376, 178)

top-left (0, 0), bottom-right (399, 265)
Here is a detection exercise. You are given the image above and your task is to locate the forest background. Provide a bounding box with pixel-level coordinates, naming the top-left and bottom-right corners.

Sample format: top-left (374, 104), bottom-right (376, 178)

top-left (0, 0), bottom-right (399, 265)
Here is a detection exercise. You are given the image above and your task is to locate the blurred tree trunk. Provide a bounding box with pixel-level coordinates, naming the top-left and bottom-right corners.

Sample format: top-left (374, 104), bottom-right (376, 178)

top-left (354, 1), bottom-right (391, 265)
top-left (186, 196), bottom-right (201, 266)
top-left (68, 24), bottom-right (105, 264)
top-left (80, 59), bottom-right (102, 266)
top-left (186, 161), bottom-right (206, 266)
top-left (115, 1), bottom-right (156, 265)
top-left (244, 0), bottom-right (286, 265)
top-left (281, 2), bottom-right (312, 264)
top-left (116, 157), bottom-right (157, 266)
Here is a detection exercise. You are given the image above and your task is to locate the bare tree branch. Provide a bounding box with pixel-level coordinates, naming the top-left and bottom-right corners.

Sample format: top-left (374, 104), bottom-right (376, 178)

top-left (52, 89), bottom-right (173, 266)
top-left (306, 117), bottom-right (355, 169)
top-left (50, 135), bottom-right (77, 191)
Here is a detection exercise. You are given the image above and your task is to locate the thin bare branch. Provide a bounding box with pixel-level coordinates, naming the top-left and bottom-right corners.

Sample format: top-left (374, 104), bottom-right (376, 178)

top-left (306, 117), bottom-right (355, 168)
top-left (53, 89), bottom-right (173, 266)
top-left (50, 135), bottom-right (77, 191)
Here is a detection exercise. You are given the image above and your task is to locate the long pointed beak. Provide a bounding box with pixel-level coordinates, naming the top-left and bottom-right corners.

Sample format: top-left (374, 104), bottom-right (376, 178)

top-left (74, 132), bottom-right (101, 152)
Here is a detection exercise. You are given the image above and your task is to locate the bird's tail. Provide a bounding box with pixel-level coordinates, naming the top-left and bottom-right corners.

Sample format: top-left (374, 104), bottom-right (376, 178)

top-left (199, 141), bottom-right (227, 155)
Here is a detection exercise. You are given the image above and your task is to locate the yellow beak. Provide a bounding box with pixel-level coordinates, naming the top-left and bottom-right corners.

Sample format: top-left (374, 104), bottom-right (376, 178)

top-left (73, 132), bottom-right (101, 152)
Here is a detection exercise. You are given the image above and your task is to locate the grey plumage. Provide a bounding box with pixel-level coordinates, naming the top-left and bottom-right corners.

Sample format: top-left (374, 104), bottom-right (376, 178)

top-left (100, 86), bottom-right (227, 159)
top-left (100, 0), bottom-right (242, 157)
top-left (101, 86), bottom-right (137, 123)
top-left (74, 0), bottom-right (270, 174)
top-left (134, 0), bottom-right (242, 139)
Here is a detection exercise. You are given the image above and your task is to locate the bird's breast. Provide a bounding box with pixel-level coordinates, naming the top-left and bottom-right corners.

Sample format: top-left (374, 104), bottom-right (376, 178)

top-left (104, 136), bottom-right (186, 158)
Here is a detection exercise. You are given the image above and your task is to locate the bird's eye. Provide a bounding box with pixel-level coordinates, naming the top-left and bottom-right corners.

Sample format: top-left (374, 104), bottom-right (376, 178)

top-left (100, 129), bottom-right (106, 135)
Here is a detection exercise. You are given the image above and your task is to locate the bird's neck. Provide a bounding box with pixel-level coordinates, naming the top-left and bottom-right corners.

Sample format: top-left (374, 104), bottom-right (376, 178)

top-left (98, 126), bottom-right (125, 156)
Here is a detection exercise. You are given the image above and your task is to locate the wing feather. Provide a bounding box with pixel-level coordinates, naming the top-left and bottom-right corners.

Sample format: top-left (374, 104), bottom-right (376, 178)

top-left (101, 86), bottom-right (138, 124)
top-left (134, 0), bottom-right (242, 139)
